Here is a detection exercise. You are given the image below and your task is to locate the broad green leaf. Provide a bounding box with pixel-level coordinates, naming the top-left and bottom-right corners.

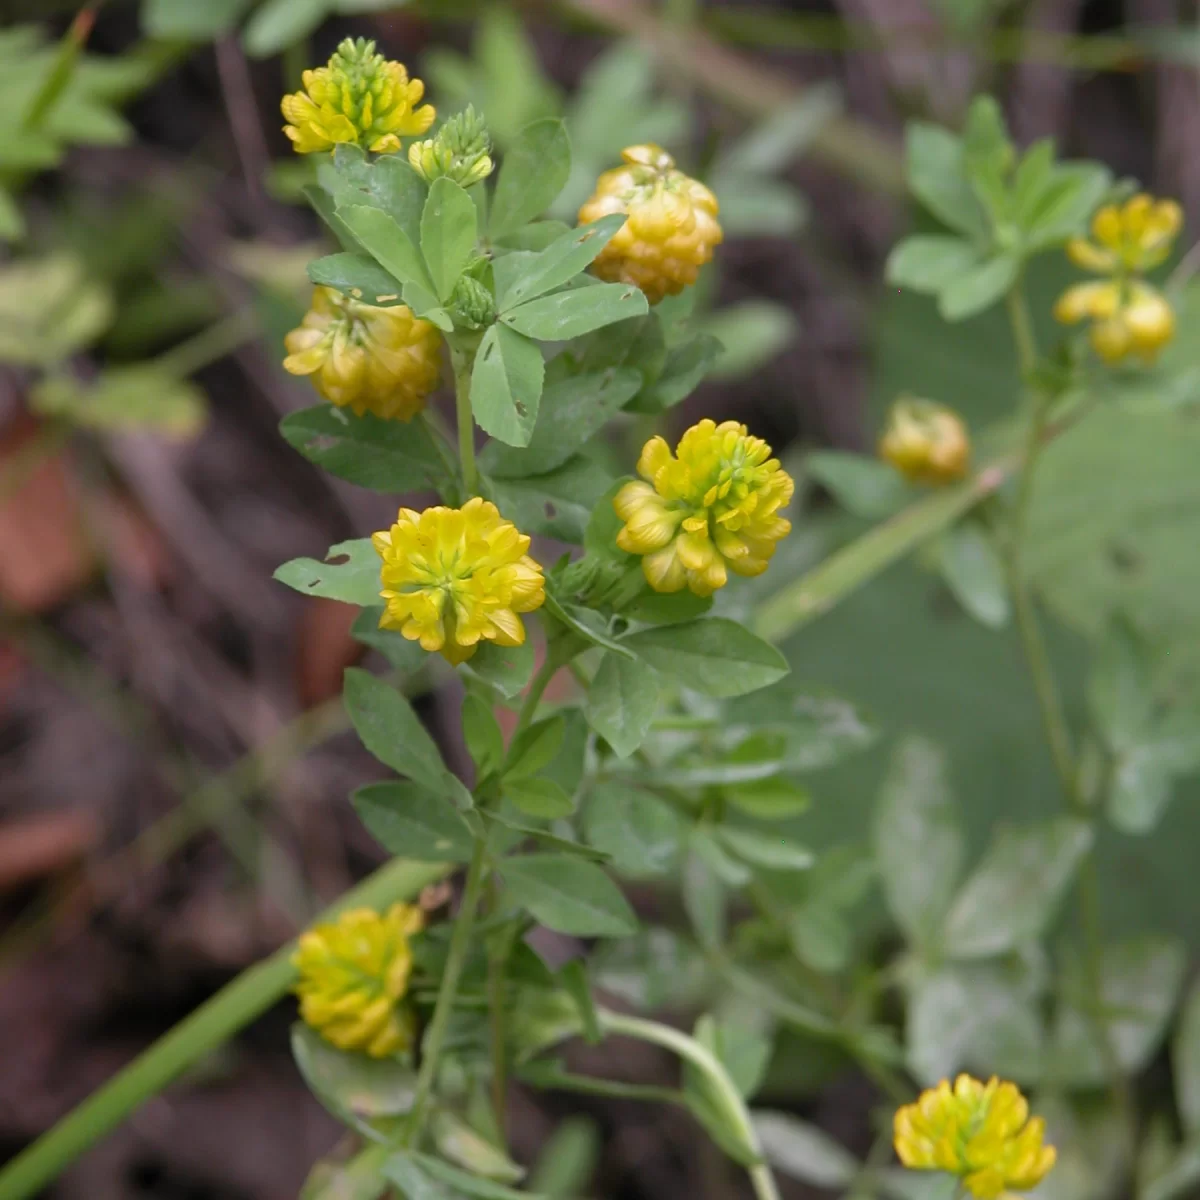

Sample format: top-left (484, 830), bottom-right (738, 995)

top-left (694, 301), bottom-right (797, 381)
top-left (942, 819), bottom-right (1093, 958)
top-left (938, 254), bottom-right (1018, 321)
top-left (874, 736), bottom-right (964, 947)
top-left (724, 777), bottom-right (811, 820)
top-left (494, 220), bottom-right (573, 252)
top-left (506, 777), bottom-right (575, 819)
top-left (490, 118), bottom-right (571, 238)
top-left (754, 1111), bottom-right (859, 1187)
top-left (488, 454), bottom-right (614, 543)
top-left (1108, 745), bottom-right (1175, 834)
top-left (543, 593), bottom-right (636, 658)
top-left (885, 235), bottom-right (981, 294)
top-left (807, 450), bottom-right (912, 520)
top-left (584, 782), bottom-right (683, 878)
top-left (336, 205), bottom-right (434, 295)
top-left (501, 282), bottom-right (648, 342)
top-left (528, 1117), bottom-right (600, 1198)
top-left (1088, 615), bottom-right (1154, 751)
top-left (299, 1145), bottom-right (388, 1200)
top-left (353, 781), bottom-right (475, 862)
top-left (420, 177), bottom-right (477, 301)
top-left (31, 366), bottom-right (206, 437)
top-left (242, 0), bottom-right (325, 56)
top-left (622, 618), bottom-right (789, 698)
top-left (385, 1153), bottom-right (545, 1200)
top-left (905, 959), bottom-right (1045, 1085)
top-left (500, 854), bottom-right (637, 936)
top-left (483, 811), bottom-right (609, 861)
top-left (480, 368), bottom-right (642, 479)
top-left (291, 1024), bottom-right (415, 1134)
top-left (715, 827), bottom-right (814, 871)
top-left (905, 122), bottom-right (986, 240)
top-left (505, 715), bottom-right (566, 781)
top-left (937, 523), bottom-right (1010, 629)
top-left (578, 312), bottom-right (667, 384)
top-left (432, 1111), bottom-right (525, 1184)
top-left (585, 651), bottom-right (658, 757)
top-left (622, 589), bottom-right (712, 626)
top-left (343, 668), bottom-right (458, 802)
top-left (274, 539), bottom-right (380, 607)
top-left (279, 405), bottom-right (450, 493)
top-left (351, 608), bottom-right (428, 673)
top-left (494, 214), bottom-right (627, 310)
top-left (626, 332), bottom-right (723, 414)
top-left (1022, 162), bottom-right (1112, 250)
top-left (1175, 978), bottom-right (1200, 1134)
top-left (464, 638), bottom-right (535, 700)
top-left (539, 707), bottom-right (589, 799)
top-left (463, 694), bottom-right (505, 776)
top-left (325, 150), bottom-right (427, 247)
top-left (1051, 936), bottom-right (1185, 1086)
top-left (307, 252), bottom-right (407, 307)
top-left (142, 0), bottom-right (253, 39)
top-left (691, 827), bottom-right (750, 885)
top-left (471, 323), bottom-right (545, 447)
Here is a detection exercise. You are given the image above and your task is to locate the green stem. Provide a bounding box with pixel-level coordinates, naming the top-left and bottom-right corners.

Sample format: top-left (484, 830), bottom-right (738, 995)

top-left (486, 879), bottom-right (512, 1140)
top-left (598, 1010), bottom-right (781, 1200)
top-left (152, 309), bottom-right (259, 379)
top-left (1002, 287), bottom-right (1130, 1135)
top-left (403, 837), bottom-right (490, 1148)
top-left (451, 346), bottom-right (478, 496)
top-left (0, 859), bottom-right (448, 1200)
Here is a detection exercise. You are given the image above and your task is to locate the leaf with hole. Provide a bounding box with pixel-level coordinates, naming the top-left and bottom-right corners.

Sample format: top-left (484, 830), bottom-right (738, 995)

top-left (274, 539), bottom-right (380, 607)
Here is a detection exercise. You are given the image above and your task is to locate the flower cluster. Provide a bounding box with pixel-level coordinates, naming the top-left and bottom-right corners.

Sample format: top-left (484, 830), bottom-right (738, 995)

top-left (408, 105), bottom-right (494, 188)
top-left (373, 498), bottom-right (546, 664)
top-left (894, 1075), bottom-right (1056, 1200)
top-left (578, 145), bottom-right (723, 304)
top-left (283, 286), bottom-right (442, 421)
top-left (1054, 194), bottom-right (1182, 364)
top-left (879, 397), bottom-right (970, 486)
top-left (293, 904), bottom-right (424, 1058)
top-left (281, 37), bottom-right (434, 155)
top-left (615, 420), bottom-right (793, 596)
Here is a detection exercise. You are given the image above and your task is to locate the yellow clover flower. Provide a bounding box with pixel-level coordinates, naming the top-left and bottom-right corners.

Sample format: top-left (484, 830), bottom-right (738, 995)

top-left (894, 1075), bottom-right (1056, 1200)
top-left (283, 286), bottom-right (442, 421)
top-left (1054, 193), bottom-right (1182, 365)
top-left (293, 903), bottom-right (424, 1058)
top-left (614, 419), bottom-right (793, 597)
top-left (879, 397), bottom-right (970, 487)
top-left (577, 144), bottom-right (723, 304)
top-left (281, 37), bottom-right (434, 155)
top-left (373, 498), bottom-right (546, 665)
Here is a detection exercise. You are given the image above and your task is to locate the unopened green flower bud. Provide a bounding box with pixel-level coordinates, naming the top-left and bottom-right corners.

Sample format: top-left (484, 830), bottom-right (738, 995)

top-left (408, 106), bottom-right (494, 188)
top-left (448, 274), bottom-right (496, 330)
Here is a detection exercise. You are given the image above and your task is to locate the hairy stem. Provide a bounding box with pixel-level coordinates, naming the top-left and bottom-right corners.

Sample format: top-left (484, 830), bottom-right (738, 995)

top-left (0, 859), bottom-right (448, 1200)
top-left (403, 837), bottom-right (489, 1147)
top-left (598, 1009), bottom-right (781, 1200)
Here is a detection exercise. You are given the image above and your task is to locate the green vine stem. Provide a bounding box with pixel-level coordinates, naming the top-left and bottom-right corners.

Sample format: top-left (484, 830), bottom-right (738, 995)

top-left (402, 838), bottom-right (489, 1148)
top-left (450, 344), bottom-right (478, 496)
top-left (0, 858), bottom-right (448, 1200)
top-left (1002, 285), bottom-right (1131, 1137)
top-left (598, 1009), bottom-right (782, 1200)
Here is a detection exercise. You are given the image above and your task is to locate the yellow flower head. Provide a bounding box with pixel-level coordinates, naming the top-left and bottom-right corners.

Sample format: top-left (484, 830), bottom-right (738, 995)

top-left (1055, 193), bottom-right (1182, 365)
top-left (373, 498), bottom-right (546, 664)
top-left (281, 37), bottom-right (435, 155)
top-left (879, 397), bottom-right (970, 486)
top-left (577, 144), bottom-right (723, 304)
top-left (614, 419), bottom-right (793, 597)
top-left (293, 903), bottom-right (424, 1058)
top-left (894, 1075), bottom-right (1057, 1200)
top-left (283, 286), bottom-right (442, 421)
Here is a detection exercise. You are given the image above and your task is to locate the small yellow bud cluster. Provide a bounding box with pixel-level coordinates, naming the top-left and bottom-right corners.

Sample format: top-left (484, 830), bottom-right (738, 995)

top-left (894, 1075), bottom-right (1057, 1200)
top-left (879, 397), bottom-right (970, 486)
top-left (578, 145), bottom-right (723, 305)
top-left (408, 105), bottom-right (494, 189)
top-left (293, 904), bottom-right (424, 1058)
top-left (281, 37), bottom-right (434, 155)
top-left (283, 286), bottom-right (442, 421)
top-left (373, 498), bottom-right (546, 664)
top-left (614, 420), bottom-right (793, 596)
top-left (1054, 193), bottom-right (1182, 364)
